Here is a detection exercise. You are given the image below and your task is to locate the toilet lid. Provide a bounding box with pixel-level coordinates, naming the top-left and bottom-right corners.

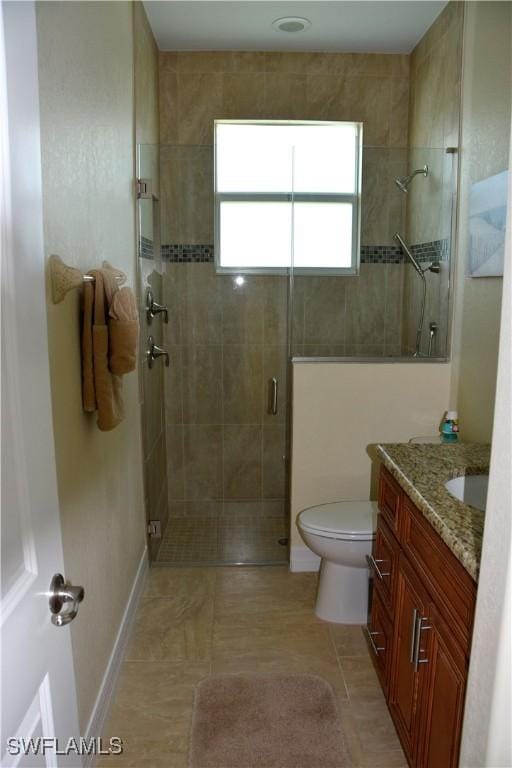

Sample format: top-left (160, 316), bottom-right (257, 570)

top-left (298, 501), bottom-right (378, 540)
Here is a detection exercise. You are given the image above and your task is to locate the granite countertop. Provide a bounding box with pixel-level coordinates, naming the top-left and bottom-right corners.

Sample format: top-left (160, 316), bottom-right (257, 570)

top-left (377, 442), bottom-right (491, 581)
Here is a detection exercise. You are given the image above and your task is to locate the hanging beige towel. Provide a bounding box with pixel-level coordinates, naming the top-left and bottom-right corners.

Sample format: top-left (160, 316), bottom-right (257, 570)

top-left (108, 287), bottom-right (139, 375)
top-left (81, 269), bottom-right (124, 431)
top-left (92, 270), bottom-right (124, 431)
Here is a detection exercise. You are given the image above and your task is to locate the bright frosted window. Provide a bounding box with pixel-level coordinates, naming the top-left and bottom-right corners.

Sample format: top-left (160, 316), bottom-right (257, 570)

top-left (214, 120), bottom-right (362, 273)
top-left (220, 202), bottom-right (292, 268)
top-left (293, 203), bottom-right (353, 268)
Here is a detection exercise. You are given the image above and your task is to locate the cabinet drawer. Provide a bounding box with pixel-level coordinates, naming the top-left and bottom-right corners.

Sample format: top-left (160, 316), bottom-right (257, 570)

top-left (366, 587), bottom-right (393, 696)
top-left (401, 495), bottom-right (476, 654)
top-left (378, 466), bottom-right (402, 535)
top-left (369, 515), bottom-right (400, 617)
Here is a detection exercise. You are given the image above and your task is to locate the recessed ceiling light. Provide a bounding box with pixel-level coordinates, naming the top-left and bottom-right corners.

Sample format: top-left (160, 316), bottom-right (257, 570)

top-left (272, 17), bottom-right (311, 34)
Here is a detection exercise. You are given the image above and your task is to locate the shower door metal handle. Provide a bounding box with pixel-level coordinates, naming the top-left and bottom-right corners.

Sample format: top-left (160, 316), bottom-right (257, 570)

top-left (269, 377), bottom-right (278, 416)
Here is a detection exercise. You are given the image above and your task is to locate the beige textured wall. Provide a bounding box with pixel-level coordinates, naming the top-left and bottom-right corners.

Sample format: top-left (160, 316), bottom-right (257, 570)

top-left (37, 1), bottom-right (146, 730)
top-left (134, 3), bottom-right (169, 558)
top-left (402, 1), bottom-right (463, 356)
top-left (450, 1), bottom-right (511, 443)
top-left (290, 362), bottom-right (452, 553)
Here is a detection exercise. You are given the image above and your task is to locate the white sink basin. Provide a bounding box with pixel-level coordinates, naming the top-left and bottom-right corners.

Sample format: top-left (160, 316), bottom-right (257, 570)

top-left (445, 474), bottom-right (489, 512)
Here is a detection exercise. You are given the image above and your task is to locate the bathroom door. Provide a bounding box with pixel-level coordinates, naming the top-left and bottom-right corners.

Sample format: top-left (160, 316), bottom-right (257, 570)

top-left (1, 3), bottom-right (81, 764)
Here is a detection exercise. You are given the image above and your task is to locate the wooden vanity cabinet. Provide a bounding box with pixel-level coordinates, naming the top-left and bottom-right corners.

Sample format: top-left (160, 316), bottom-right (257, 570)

top-left (367, 466), bottom-right (476, 768)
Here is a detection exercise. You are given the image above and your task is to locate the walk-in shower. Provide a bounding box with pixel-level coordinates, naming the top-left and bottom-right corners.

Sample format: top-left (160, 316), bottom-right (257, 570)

top-left (136, 136), bottom-right (456, 565)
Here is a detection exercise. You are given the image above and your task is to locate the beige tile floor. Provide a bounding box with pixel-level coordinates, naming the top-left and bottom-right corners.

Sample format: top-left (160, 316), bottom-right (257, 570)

top-left (100, 566), bottom-right (407, 768)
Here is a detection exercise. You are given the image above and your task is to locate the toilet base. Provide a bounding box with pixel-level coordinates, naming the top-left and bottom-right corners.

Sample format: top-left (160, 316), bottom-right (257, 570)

top-left (315, 560), bottom-right (370, 624)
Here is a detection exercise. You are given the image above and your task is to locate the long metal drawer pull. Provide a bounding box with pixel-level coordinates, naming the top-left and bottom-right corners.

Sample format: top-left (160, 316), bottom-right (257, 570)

top-left (364, 627), bottom-right (385, 656)
top-left (413, 614), bottom-right (432, 670)
top-left (409, 608), bottom-right (419, 664)
top-left (365, 554), bottom-right (391, 580)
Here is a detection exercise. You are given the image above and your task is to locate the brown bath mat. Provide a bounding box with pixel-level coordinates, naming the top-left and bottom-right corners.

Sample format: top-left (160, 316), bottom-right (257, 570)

top-left (189, 673), bottom-right (351, 768)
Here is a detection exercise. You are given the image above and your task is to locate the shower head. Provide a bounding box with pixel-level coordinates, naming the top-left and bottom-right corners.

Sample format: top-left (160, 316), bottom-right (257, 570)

top-left (394, 164), bottom-right (429, 193)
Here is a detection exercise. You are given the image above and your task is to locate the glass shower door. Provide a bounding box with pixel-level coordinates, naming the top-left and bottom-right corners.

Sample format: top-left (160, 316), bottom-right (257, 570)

top-left (156, 143), bottom-right (291, 565)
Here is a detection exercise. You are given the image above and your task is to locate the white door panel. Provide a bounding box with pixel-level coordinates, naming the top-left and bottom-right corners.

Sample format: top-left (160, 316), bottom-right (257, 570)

top-left (1, 3), bottom-right (82, 766)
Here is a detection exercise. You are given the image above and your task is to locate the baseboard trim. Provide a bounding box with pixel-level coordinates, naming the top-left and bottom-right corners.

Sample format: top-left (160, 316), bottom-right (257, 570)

top-left (83, 547), bottom-right (148, 765)
top-left (290, 546), bottom-right (321, 572)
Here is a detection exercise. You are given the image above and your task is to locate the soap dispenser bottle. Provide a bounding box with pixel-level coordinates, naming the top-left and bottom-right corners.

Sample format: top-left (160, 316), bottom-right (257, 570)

top-left (441, 410), bottom-right (459, 443)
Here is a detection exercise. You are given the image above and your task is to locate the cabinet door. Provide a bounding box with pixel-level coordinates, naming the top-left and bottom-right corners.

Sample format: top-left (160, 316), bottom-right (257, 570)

top-left (417, 602), bottom-right (467, 768)
top-left (367, 587), bottom-right (393, 695)
top-left (389, 554), bottom-right (430, 763)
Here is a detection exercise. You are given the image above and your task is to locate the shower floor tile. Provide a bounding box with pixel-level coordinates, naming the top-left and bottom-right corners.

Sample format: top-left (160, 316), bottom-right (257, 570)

top-left (156, 513), bottom-right (288, 565)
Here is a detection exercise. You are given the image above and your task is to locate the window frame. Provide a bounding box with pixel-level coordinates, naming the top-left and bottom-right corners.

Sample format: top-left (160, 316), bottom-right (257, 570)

top-left (214, 119), bottom-right (363, 276)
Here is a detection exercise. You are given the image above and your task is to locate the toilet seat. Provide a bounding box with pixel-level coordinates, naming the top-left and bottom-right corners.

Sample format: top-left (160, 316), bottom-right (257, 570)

top-left (298, 501), bottom-right (378, 541)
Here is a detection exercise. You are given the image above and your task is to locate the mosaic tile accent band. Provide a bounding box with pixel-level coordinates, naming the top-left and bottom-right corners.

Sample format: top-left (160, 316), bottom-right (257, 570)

top-left (140, 239), bottom-right (450, 264)
top-left (161, 243), bottom-right (214, 262)
top-left (411, 238), bottom-right (451, 263)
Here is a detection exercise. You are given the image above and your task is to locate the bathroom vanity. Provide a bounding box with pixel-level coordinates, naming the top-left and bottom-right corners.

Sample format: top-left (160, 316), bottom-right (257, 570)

top-left (367, 443), bottom-right (489, 768)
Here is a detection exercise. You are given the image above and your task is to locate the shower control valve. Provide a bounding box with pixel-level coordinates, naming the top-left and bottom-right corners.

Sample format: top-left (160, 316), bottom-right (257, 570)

top-left (146, 289), bottom-right (169, 324)
top-left (147, 336), bottom-right (170, 369)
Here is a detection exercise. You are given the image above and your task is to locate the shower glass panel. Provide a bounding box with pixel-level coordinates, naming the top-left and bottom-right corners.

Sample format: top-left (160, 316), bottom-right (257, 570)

top-left (291, 147), bottom-right (455, 359)
top-left (156, 144), bottom-right (290, 565)
top-left (136, 143), bottom-right (170, 563)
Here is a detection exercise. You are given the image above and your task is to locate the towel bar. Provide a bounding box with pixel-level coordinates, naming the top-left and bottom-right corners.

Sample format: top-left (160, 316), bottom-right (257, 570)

top-left (49, 254), bottom-right (126, 304)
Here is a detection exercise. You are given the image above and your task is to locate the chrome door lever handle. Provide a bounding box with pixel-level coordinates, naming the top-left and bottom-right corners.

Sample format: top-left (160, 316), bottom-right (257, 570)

top-left (147, 336), bottom-right (170, 369)
top-left (49, 573), bottom-right (84, 627)
top-left (146, 289), bottom-right (169, 324)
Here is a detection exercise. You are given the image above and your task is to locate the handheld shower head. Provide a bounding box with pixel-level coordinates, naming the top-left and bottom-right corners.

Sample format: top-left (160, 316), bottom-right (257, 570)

top-left (394, 233), bottom-right (423, 277)
top-left (394, 164), bottom-right (429, 193)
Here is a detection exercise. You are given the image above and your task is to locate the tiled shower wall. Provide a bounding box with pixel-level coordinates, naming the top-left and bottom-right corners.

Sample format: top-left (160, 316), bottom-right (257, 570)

top-left (403, 1), bottom-right (463, 356)
top-left (158, 49), bottom-right (413, 351)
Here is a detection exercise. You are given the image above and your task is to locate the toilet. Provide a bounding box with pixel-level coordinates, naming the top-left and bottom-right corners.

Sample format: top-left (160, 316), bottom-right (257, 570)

top-left (297, 501), bottom-right (378, 624)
